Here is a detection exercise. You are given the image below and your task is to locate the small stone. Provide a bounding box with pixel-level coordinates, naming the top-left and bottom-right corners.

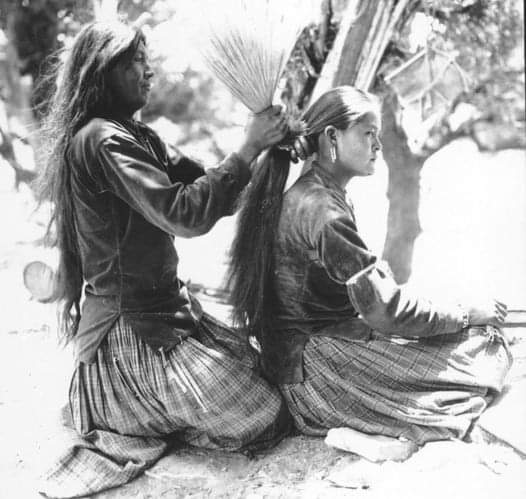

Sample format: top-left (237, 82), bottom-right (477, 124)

top-left (325, 427), bottom-right (418, 462)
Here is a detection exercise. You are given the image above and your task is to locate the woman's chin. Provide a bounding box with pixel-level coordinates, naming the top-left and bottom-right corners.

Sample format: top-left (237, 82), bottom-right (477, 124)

top-left (364, 165), bottom-right (375, 176)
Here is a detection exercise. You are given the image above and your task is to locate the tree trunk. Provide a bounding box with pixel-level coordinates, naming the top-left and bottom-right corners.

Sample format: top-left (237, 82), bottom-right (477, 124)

top-left (380, 90), bottom-right (423, 283)
top-left (312, 0), bottom-right (417, 95)
top-left (3, 9), bottom-right (34, 129)
top-left (0, 8), bottom-right (37, 186)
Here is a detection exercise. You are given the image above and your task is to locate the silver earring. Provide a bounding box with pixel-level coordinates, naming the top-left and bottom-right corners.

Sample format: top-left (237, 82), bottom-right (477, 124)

top-left (330, 143), bottom-right (337, 162)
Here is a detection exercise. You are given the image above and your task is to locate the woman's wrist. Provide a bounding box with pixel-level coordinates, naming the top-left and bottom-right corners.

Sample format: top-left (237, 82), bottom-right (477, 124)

top-left (237, 142), bottom-right (260, 166)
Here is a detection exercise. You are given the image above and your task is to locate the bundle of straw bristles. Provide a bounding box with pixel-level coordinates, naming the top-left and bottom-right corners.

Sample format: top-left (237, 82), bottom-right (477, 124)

top-left (201, 0), bottom-right (305, 125)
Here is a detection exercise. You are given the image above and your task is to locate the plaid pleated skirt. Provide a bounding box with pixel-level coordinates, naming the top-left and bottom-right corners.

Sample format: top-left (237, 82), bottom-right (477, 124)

top-left (41, 313), bottom-right (290, 498)
top-left (280, 326), bottom-right (512, 445)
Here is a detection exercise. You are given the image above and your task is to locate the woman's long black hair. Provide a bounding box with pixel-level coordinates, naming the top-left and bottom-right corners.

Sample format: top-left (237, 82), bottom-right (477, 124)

top-left (227, 86), bottom-right (380, 341)
top-left (227, 147), bottom-right (291, 338)
top-left (37, 21), bottom-right (144, 343)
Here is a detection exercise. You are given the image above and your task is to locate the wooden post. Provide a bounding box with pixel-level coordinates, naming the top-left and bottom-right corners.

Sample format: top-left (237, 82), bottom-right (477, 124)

top-left (312, 0), bottom-right (416, 96)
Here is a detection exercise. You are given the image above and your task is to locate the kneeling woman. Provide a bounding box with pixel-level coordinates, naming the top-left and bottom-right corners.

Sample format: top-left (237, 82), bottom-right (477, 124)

top-left (39, 21), bottom-right (291, 497)
top-left (228, 86), bottom-right (512, 458)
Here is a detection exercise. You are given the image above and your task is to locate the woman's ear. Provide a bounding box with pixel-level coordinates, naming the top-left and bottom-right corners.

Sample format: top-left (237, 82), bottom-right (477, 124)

top-left (323, 125), bottom-right (338, 144)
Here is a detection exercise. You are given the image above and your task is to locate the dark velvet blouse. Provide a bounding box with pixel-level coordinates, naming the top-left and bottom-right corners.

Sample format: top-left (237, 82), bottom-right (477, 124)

top-left (263, 164), bottom-right (464, 384)
top-left (69, 117), bottom-right (251, 363)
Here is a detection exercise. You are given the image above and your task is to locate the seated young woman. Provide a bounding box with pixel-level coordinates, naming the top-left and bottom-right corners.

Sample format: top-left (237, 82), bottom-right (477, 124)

top-left (227, 85), bottom-right (512, 460)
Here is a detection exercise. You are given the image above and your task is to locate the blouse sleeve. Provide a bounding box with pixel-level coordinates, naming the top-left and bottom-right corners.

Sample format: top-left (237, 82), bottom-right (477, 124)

top-left (96, 132), bottom-right (250, 238)
top-left (346, 262), bottom-right (464, 337)
top-left (317, 215), bottom-right (464, 337)
top-left (316, 215), bottom-right (376, 284)
top-left (135, 122), bottom-right (207, 184)
top-left (163, 142), bottom-right (207, 185)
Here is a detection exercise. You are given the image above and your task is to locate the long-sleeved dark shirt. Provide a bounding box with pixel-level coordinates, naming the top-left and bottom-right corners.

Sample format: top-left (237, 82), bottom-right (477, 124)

top-left (70, 117), bottom-right (251, 363)
top-left (264, 163), bottom-right (464, 384)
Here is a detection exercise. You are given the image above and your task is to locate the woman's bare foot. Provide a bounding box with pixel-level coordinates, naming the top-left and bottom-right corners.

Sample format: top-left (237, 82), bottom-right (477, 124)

top-left (325, 427), bottom-right (418, 462)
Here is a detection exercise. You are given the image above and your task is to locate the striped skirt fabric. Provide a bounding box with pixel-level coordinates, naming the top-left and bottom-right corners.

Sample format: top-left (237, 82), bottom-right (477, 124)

top-left (41, 313), bottom-right (290, 498)
top-left (280, 326), bottom-right (512, 445)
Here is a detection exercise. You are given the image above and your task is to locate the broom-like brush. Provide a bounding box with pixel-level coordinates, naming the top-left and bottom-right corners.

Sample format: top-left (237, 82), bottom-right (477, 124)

top-left (200, 0), bottom-right (306, 137)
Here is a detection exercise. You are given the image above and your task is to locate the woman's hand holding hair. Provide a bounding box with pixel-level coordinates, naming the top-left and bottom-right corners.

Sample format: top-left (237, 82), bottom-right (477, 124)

top-left (466, 298), bottom-right (508, 328)
top-left (238, 105), bottom-right (288, 165)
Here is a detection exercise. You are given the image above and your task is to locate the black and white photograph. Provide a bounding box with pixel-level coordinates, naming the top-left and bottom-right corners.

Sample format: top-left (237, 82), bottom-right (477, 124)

top-left (0, 1), bottom-right (524, 497)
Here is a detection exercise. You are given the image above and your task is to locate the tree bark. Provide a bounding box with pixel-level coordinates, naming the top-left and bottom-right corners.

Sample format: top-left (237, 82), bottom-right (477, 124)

top-left (380, 90), bottom-right (423, 283)
top-left (312, 0), bottom-right (417, 96)
top-left (0, 8), bottom-right (38, 186)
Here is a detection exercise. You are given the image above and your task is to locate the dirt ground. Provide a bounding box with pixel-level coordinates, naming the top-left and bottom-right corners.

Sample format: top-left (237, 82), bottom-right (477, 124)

top-left (1, 158), bottom-right (526, 499)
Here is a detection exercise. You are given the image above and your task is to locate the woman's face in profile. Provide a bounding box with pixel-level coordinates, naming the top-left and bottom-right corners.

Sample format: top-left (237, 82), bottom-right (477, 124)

top-left (336, 112), bottom-right (381, 178)
top-left (107, 41), bottom-right (154, 117)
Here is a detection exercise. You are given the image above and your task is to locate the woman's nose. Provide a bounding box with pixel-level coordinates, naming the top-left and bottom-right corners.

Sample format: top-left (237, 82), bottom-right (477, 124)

top-left (373, 136), bottom-right (382, 152)
top-left (145, 64), bottom-right (154, 79)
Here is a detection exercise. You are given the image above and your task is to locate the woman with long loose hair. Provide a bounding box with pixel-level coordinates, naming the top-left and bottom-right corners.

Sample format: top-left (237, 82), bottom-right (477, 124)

top-left (38, 20), bottom-right (293, 497)
top-left (228, 85), bottom-right (512, 460)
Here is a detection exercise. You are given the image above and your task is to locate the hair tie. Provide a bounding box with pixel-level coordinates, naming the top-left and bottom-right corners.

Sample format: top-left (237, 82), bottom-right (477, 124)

top-left (288, 117), bottom-right (307, 136)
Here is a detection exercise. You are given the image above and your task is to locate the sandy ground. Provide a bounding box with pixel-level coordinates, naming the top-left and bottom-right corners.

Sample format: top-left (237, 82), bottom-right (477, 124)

top-left (1, 141), bottom-right (526, 498)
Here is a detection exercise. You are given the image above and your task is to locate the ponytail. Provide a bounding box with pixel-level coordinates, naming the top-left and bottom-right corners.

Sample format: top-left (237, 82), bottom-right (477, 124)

top-left (227, 148), bottom-right (290, 340)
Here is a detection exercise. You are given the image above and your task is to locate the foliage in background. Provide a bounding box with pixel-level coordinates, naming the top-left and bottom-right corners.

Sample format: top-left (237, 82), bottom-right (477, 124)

top-left (0, 0), bottom-right (243, 172)
top-left (142, 67), bottom-right (218, 125)
top-left (377, 0), bottom-right (524, 152)
top-left (0, 0), bottom-right (94, 119)
top-left (432, 0), bottom-right (524, 127)
top-left (0, 0), bottom-right (524, 186)
top-left (280, 0), bottom-right (524, 153)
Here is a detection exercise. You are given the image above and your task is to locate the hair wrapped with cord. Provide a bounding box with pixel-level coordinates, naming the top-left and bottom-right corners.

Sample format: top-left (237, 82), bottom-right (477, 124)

top-left (37, 21), bottom-right (144, 343)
